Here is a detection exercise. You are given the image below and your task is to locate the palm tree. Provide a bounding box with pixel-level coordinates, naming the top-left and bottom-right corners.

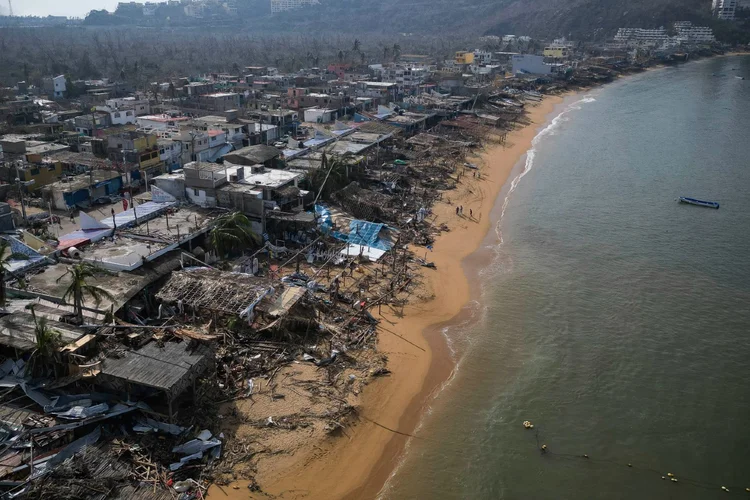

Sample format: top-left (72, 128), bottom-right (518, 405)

top-left (57, 263), bottom-right (115, 325)
top-left (209, 212), bottom-right (261, 258)
top-left (310, 153), bottom-right (349, 203)
top-left (26, 304), bottom-right (61, 377)
top-left (0, 238), bottom-right (29, 307)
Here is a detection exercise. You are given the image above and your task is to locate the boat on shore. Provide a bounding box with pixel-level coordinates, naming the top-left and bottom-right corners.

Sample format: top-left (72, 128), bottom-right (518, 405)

top-left (679, 197), bottom-right (720, 209)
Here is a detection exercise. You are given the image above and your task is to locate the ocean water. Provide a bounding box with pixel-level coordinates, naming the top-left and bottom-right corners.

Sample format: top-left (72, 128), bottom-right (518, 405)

top-left (381, 55), bottom-right (750, 499)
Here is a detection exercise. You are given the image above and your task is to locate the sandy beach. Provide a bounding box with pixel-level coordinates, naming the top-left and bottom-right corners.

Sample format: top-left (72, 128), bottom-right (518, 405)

top-left (208, 92), bottom-right (570, 500)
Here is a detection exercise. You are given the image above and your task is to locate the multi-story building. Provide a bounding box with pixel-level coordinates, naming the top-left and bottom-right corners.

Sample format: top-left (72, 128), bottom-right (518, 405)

top-left (43, 75), bottom-right (66, 100)
top-left (95, 105), bottom-right (137, 126)
top-left (455, 51), bottom-right (475, 65)
top-left (74, 112), bottom-right (113, 136)
top-left (355, 82), bottom-right (399, 104)
top-left (107, 131), bottom-right (164, 181)
top-left (614, 27), bottom-right (670, 47)
top-left (713, 0), bottom-right (737, 19)
top-left (512, 54), bottom-right (565, 75)
top-left (473, 50), bottom-right (493, 66)
top-left (197, 93), bottom-right (241, 112)
top-left (270, 0), bottom-right (319, 13)
top-left (543, 45), bottom-right (570, 59)
top-left (674, 22), bottom-right (716, 44)
top-left (286, 88), bottom-right (352, 111)
top-left (105, 97), bottom-right (151, 116)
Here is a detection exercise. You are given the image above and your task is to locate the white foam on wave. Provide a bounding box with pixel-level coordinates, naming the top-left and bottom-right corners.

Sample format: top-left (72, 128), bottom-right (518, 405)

top-left (376, 94), bottom-right (596, 499)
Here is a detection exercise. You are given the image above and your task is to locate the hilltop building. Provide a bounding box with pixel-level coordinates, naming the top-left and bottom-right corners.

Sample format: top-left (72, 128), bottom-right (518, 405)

top-left (712, 0), bottom-right (737, 19)
top-left (270, 0), bottom-right (319, 13)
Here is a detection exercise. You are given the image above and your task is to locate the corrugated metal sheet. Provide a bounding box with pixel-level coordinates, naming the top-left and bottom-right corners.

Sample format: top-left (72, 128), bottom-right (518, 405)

top-left (100, 341), bottom-right (210, 394)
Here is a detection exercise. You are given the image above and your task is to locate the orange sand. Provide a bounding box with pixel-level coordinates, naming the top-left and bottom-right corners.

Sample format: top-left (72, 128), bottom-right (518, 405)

top-left (209, 93), bottom-right (569, 500)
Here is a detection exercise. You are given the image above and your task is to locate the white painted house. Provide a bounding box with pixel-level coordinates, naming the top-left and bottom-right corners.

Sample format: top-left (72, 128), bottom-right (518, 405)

top-left (52, 75), bottom-right (66, 99)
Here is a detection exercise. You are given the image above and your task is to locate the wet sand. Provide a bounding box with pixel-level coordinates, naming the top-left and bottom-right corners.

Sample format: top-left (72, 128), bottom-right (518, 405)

top-left (208, 93), bottom-right (570, 500)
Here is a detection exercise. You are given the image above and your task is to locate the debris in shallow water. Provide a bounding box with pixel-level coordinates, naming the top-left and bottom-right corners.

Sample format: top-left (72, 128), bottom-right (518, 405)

top-left (627, 463), bottom-right (632, 467)
top-left (667, 473), bottom-right (674, 477)
top-left (661, 477), bottom-right (666, 480)
top-left (522, 420), bottom-right (533, 429)
top-left (721, 486), bottom-right (728, 492)
top-left (583, 454), bottom-right (589, 458)
top-left (671, 478), bottom-right (678, 483)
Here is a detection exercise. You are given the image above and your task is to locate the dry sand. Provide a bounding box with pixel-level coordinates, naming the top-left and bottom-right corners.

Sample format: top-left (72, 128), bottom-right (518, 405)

top-left (208, 93), bottom-right (569, 500)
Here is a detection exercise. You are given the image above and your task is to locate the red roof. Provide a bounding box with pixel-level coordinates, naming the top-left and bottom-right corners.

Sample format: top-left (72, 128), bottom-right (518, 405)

top-left (208, 130), bottom-right (225, 137)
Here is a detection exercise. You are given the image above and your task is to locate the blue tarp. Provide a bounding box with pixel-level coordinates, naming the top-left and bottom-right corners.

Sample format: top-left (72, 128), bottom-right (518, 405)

top-left (314, 205), bottom-right (333, 233)
top-left (332, 220), bottom-right (393, 251)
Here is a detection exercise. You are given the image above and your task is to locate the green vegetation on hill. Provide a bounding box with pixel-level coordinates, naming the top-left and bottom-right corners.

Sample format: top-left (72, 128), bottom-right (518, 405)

top-left (79, 0), bottom-right (749, 42)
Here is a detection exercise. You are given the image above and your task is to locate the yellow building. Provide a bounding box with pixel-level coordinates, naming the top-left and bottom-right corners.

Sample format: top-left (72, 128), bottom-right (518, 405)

top-left (543, 46), bottom-right (569, 59)
top-left (18, 161), bottom-right (63, 191)
top-left (455, 51), bottom-right (475, 65)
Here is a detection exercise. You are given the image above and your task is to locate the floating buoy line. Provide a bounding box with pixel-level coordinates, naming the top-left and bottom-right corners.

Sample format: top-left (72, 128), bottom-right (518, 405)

top-left (523, 421), bottom-right (749, 495)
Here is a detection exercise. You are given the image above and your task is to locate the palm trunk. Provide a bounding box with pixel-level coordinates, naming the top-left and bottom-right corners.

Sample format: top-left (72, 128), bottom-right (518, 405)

top-left (0, 269), bottom-right (5, 307)
top-left (75, 287), bottom-right (83, 325)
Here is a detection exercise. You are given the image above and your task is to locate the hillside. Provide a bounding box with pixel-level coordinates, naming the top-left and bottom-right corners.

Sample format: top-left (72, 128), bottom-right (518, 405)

top-left (79, 0), bottom-right (747, 42)
top-left (274, 0), bottom-right (715, 39)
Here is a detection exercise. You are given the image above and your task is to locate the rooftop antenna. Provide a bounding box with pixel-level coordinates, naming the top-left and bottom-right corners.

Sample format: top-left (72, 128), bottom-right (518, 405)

top-left (7, 0), bottom-right (13, 16)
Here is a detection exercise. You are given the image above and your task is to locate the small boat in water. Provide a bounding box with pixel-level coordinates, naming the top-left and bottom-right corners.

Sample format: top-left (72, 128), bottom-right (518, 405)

top-left (679, 197), bottom-right (720, 209)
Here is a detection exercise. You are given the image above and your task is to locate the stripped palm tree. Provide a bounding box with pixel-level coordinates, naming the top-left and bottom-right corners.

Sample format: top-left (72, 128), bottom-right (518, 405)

top-left (57, 263), bottom-right (115, 325)
top-left (0, 238), bottom-right (29, 307)
top-left (26, 304), bottom-right (61, 377)
top-left (209, 211), bottom-right (261, 258)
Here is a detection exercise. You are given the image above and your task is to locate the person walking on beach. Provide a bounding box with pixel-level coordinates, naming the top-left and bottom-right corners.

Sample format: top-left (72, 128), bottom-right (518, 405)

top-left (456, 206), bottom-right (460, 215)
top-left (470, 209), bottom-right (473, 218)
top-left (460, 206), bottom-right (464, 215)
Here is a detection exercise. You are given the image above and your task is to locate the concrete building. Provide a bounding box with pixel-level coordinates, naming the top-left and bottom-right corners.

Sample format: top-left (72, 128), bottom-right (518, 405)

top-left (355, 82), bottom-right (398, 103)
top-left (192, 115), bottom-right (247, 147)
top-left (512, 54), bottom-right (564, 75)
top-left (96, 106), bottom-right (136, 126)
top-left (153, 171), bottom-right (186, 200)
top-left (674, 22), bottom-right (716, 44)
top-left (473, 50), bottom-right (493, 66)
top-left (455, 51), bottom-right (475, 65)
top-left (42, 171), bottom-right (123, 210)
top-left (543, 45), bottom-right (570, 59)
top-left (197, 93), bottom-right (240, 112)
top-left (158, 139), bottom-right (183, 171)
top-left (74, 112), bottom-right (113, 136)
top-left (183, 162), bottom-right (228, 207)
top-left (105, 97), bottom-right (150, 116)
top-left (713, 0), bottom-right (737, 19)
top-left (270, 0), bottom-right (319, 13)
top-left (107, 131), bottom-right (164, 181)
top-left (136, 114), bottom-right (191, 132)
top-left (304, 108), bottom-right (338, 124)
top-left (614, 27), bottom-right (670, 46)
top-left (44, 75), bottom-right (66, 99)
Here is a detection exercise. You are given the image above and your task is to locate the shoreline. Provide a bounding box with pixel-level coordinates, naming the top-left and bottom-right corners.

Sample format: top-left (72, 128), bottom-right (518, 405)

top-left (213, 93), bottom-right (574, 499)
top-left (209, 53), bottom-right (750, 500)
